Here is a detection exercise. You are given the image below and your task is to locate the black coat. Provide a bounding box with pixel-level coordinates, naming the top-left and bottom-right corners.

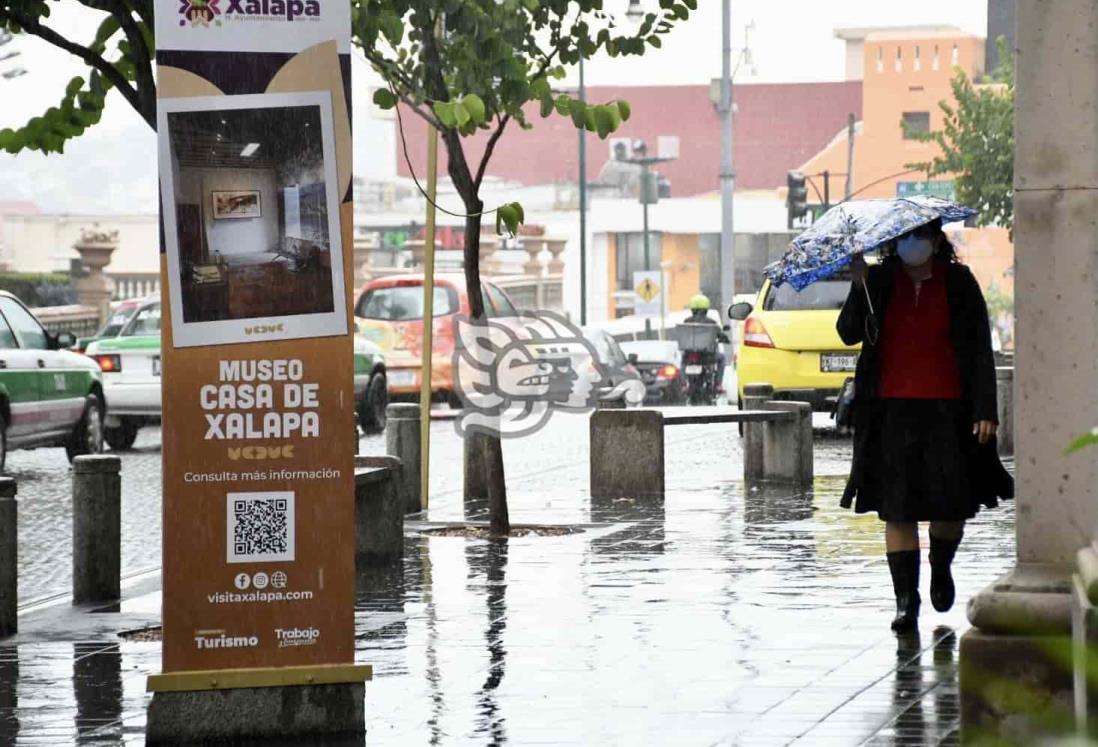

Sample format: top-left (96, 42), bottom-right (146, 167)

top-left (835, 257), bottom-right (1013, 511)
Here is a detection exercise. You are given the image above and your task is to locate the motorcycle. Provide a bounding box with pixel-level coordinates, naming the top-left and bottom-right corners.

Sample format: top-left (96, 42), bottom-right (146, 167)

top-left (674, 322), bottom-right (722, 406)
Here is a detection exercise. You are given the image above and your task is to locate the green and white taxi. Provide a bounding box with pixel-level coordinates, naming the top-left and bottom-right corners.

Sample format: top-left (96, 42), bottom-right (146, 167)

top-left (85, 300), bottom-right (163, 450)
top-left (0, 291), bottom-right (105, 468)
top-left (85, 298), bottom-right (389, 449)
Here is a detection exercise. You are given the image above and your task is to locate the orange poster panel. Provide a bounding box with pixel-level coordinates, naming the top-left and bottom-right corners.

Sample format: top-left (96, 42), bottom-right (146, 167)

top-left (155, 0), bottom-right (355, 672)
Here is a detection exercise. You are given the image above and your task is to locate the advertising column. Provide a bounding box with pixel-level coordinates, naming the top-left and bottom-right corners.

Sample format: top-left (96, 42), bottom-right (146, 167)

top-left (149, 0), bottom-right (364, 716)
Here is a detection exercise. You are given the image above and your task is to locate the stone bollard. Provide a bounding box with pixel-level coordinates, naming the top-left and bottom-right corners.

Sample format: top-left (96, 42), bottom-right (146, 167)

top-left (762, 401), bottom-right (814, 486)
top-left (353, 456), bottom-right (404, 565)
top-left (996, 366), bottom-right (1014, 457)
top-left (72, 455), bottom-right (121, 605)
top-left (590, 409), bottom-right (664, 500)
top-left (385, 403), bottom-right (421, 514)
top-left (741, 383), bottom-right (773, 483)
top-left (0, 478), bottom-right (17, 637)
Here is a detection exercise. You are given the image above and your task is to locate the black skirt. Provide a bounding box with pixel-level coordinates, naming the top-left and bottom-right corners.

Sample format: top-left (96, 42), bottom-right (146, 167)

top-left (853, 398), bottom-right (979, 522)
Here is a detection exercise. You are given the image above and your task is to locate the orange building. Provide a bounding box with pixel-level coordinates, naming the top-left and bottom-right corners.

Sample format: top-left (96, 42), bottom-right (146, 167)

top-left (801, 27), bottom-right (1014, 301)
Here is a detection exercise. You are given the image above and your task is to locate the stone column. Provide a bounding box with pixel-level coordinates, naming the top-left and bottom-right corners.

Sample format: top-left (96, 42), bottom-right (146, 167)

top-left (480, 234), bottom-right (502, 275)
top-left (522, 238), bottom-right (544, 278)
top-left (73, 226), bottom-right (118, 327)
top-left (0, 478), bottom-right (16, 638)
top-left (385, 404), bottom-right (421, 514)
top-left (72, 455), bottom-right (122, 605)
top-left (544, 238), bottom-right (567, 276)
top-left (961, 1), bottom-right (1098, 739)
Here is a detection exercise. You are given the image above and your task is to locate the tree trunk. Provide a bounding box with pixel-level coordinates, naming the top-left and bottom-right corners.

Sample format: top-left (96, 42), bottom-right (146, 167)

top-left (459, 201), bottom-right (509, 535)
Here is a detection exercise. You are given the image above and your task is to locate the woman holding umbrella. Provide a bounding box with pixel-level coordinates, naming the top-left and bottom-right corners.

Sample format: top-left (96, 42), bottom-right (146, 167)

top-left (837, 218), bottom-right (1012, 632)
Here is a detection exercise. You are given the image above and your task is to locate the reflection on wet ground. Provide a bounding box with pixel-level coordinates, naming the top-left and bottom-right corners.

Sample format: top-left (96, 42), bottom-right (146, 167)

top-left (2, 418), bottom-right (1013, 744)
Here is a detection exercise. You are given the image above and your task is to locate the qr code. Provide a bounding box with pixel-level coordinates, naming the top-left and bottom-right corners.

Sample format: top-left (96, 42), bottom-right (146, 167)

top-left (226, 491), bottom-right (295, 564)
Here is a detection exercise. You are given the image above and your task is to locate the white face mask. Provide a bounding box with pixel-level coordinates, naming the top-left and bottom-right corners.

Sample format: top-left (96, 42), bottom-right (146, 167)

top-left (897, 234), bottom-right (935, 266)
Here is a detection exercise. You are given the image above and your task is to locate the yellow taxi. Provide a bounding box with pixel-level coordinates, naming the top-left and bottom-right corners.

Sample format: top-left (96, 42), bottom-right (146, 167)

top-left (729, 268), bottom-right (860, 411)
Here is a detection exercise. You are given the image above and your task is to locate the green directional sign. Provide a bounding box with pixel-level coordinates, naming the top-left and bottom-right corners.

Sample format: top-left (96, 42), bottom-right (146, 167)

top-left (897, 180), bottom-right (956, 200)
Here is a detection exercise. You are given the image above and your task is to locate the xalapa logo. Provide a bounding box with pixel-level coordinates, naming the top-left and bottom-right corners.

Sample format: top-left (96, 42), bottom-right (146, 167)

top-left (177, 0), bottom-right (222, 27)
top-left (452, 311), bottom-right (645, 439)
top-left (179, 0), bottom-right (322, 26)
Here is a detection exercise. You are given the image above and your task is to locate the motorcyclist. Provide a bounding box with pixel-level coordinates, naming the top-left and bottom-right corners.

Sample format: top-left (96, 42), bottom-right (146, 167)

top-left (686, 294), bottom-right (730, 392)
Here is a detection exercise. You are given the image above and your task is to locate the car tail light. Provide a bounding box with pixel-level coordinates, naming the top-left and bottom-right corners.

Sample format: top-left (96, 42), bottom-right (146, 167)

top-left (657, 364), bottom-right (679, 380)
top-left (95, 354), bottom-right (121, 372)
top-left (743, 317), bottom-right (775, 348)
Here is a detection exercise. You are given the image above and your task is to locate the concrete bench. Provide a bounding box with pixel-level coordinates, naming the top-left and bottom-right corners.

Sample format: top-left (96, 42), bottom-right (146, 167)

top-left (354, 456), bottom-right (404, 566)
top-left (589, 396), bottom-right (814, 500)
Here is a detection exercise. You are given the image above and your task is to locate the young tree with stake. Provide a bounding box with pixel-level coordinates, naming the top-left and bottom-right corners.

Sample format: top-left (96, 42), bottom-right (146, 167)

top-left (354, 0), bottom-right (693, 534)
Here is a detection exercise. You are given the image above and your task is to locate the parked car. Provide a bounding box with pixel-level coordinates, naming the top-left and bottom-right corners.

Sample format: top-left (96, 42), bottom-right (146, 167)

top-left (73, 296), bottom-right (151, 354)
top-left (354, 334), bottom-right (388, 434)
top-left (86, 299), bottom-right (391, 449)
top-left (0, 291), bottom-right (104, 468)
top-left (85, 300), bottom-right (162, 450)
top-left (621, 339), bottom-right (685, 405)
top-left (580, 327), bottom-right (643, 405)
top-left (353, 273), bottom-right (523, 404)
top-left (730, 269), bottom-right (860, 412)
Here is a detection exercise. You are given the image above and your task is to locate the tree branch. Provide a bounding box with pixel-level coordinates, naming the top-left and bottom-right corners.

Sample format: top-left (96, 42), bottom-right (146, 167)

top-left (475, 114), bottom-right (511, 190)
top-left (0, 6), bottom-right (146, 125)
top-left (99, 0), bottom-right (156, 128)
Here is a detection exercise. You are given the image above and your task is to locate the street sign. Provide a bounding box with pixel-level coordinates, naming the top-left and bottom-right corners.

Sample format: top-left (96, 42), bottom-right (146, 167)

top-left (633, 270), bottom-right (663, 317)
top-left (154, 0), bottom-right (359, 679)
top-left (897, 180), bottom-right (956, 200)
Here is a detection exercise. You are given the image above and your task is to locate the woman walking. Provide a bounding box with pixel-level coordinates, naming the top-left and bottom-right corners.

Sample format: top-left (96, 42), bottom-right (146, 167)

top-left (837, 220), bottom-right (1013, 631)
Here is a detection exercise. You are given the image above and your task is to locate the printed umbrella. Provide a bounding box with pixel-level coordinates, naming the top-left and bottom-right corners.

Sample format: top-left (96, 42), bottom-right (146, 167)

top-left (764, 195), bottom-right (978, 293)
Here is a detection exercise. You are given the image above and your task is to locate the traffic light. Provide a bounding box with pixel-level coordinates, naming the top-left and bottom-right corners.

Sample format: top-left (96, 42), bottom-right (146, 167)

top-left (787, 171), bottom-right (808, 227)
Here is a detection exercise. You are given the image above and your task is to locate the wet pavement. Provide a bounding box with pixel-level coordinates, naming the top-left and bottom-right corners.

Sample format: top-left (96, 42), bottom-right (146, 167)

top-left (1, 413), bottom-right (1015, 745)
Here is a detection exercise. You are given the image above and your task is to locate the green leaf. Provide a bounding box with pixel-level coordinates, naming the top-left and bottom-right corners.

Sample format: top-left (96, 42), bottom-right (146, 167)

top-left (616, 100), bottom-right (631, 122)
top-left (539, 95), bottom-right (554, 118)
top-left (432, 100), bottom-right (457, 128)
top-left (92, 15), bottom-right (121, 52)
top-left (1067, 429), bottom-right (1098, 455)
top-left (555, 95), bottom-right (571, 116)
top-left (647, 35), bottom-right (662, 48)
top-left (496, 203), bottom-right (520, 237)
top-left (462, 94), bottom-right (487, 125)
top-left (372, 88), bottom-right (397, 110)
top-left (569, 99), bottom-right (587, 128)
top-left (453, 101), bottom-right (472, 128)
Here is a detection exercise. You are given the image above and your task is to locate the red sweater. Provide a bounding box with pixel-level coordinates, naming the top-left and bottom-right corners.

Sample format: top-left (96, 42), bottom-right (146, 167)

top-left (879, 262), bottom-right (962, 400)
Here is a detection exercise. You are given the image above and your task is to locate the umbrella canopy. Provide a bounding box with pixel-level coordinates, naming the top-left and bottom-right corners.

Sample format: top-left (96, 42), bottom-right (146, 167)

top-left (765, 196), bottom-right (977, 291)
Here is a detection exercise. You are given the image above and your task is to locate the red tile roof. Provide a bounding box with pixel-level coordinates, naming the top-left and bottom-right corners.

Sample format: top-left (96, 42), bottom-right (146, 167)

top-left (394, 81), bottom-right (862, 196)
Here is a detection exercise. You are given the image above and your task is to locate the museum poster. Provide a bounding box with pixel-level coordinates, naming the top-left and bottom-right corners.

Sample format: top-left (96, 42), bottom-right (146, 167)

top-left (154, 0), bottom-right (354, 672)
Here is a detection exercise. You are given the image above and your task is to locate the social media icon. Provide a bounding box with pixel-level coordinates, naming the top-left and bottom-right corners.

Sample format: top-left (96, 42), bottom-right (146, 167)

top-left (271, 571), bottom-right (288, 589)
top-left (252, 572), bottom-right (270, 590)
top-left (234, 573), bottom-right (251, 590)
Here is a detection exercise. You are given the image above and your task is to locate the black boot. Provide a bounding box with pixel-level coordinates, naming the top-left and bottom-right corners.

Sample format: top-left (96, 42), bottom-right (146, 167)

top-left (929, 534), bottom-right (962, 612)
top-left (887, 550), bottom-right (921, 631)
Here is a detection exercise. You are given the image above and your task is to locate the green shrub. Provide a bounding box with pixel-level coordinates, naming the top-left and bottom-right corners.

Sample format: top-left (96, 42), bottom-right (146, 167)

top-left (0, 272), bottom-right (77, 307)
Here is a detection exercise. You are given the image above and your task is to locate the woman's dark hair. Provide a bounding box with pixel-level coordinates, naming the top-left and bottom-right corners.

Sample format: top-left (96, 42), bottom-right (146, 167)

top-left (880, 219), bottom-right (960, 263)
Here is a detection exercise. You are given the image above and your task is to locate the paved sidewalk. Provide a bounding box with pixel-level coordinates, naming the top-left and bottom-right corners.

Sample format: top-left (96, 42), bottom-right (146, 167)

top-left (0, 418), bottom-right (1015, 745)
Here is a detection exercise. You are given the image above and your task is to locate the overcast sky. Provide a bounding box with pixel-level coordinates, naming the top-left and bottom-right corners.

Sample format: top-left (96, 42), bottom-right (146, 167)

top-left (0, 0), bottom-right (988, 215)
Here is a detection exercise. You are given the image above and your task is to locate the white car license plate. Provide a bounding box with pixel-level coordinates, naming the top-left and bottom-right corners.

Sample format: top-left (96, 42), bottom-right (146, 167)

top-left (152, 356), bottom-right (161, 376)
top-left (820, 353), bottom-right (858, 372)
top-left (388, 370), bottom-right (416, 387)
top-left (684, 365), bottom-right (703, 375)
